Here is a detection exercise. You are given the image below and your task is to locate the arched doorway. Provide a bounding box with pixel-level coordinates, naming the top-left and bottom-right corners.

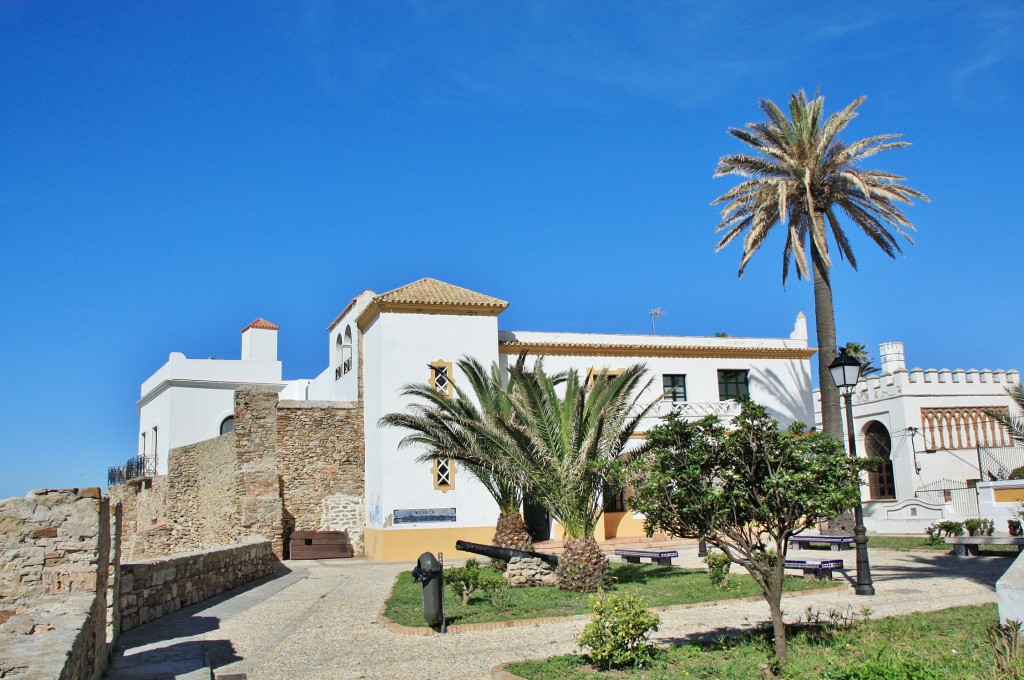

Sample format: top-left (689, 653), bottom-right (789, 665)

top-left (863, 421), bottom-right (896, 499)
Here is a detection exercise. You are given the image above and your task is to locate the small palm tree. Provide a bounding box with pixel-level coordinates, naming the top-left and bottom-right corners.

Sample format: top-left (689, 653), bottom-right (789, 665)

top-left (713, 90), bottom-right (927, 440)
top-left (379, 356), bottom-right (533, 554)
top-left (840, 342), bottom-right (880, 376)
top-left (492, 359), bottom-right (656, 592)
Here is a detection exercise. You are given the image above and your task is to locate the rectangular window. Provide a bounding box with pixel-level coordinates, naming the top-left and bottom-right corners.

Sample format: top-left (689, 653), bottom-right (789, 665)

top-left (717, 370), bottom-right (749, 400)
top-left (662, 375), bottom-right (687, 402)
top-left (139, 432), bottom-right (146, 457)
top-left (588, 368), bottom-right (624, 387)
top-left (429, 360), bottom-right (453, 397)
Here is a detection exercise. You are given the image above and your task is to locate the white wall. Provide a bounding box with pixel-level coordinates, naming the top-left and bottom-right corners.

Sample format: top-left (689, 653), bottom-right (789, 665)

top-left (363, 311), bottom-right (502, 532)
top-left (137, 351), bottom-right (284, 474)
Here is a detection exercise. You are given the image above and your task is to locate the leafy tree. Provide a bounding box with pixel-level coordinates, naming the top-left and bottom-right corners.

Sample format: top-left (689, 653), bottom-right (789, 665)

top-left (379, 356), bottom-right (533, 553)
top-left (626, 399), bottom-right (863, 664)
top-left (988, 384), bottom-right (1024, 446)
top-left (713, 91), bottom-right (927, 440)
top-left (840, 341), bottom-right (880, 376)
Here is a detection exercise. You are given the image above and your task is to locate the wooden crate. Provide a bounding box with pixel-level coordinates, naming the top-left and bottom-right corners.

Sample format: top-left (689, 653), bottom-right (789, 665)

top-left (289, 530), bottom-right (354, 560)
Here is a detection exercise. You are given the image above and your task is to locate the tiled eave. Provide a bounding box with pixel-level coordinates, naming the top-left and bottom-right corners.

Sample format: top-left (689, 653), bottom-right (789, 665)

top-left (497, 341), bottom-right (817, 360)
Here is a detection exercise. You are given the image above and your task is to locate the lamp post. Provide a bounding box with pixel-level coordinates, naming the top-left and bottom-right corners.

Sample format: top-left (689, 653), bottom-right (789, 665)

top-left (828, 352), bottom-right (875, 596)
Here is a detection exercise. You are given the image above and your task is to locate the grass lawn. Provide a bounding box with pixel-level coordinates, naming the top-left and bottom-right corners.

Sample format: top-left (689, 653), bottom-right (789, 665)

top-left (507, 604), bottom-right (1019, 679)
top-left (383, 563), bottom-right (838, 628)
top-left (866, 534), bottom-right (1020, 553)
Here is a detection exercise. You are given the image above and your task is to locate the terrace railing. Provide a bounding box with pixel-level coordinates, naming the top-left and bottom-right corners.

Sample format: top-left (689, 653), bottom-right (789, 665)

top-left (107, 454), bottom-right (157, 487)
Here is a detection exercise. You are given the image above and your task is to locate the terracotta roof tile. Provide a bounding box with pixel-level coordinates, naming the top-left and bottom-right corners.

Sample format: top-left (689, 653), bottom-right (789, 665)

top-left (374, 278), bottom-right (508, 309)
top-left (242, 318), bottom-right (279, 332)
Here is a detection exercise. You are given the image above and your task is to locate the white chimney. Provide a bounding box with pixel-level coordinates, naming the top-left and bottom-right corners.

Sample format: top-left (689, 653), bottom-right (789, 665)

top-left (880, 341), bottom-right (906, 374)
top-left (241, 318), bottom-right (279, 361)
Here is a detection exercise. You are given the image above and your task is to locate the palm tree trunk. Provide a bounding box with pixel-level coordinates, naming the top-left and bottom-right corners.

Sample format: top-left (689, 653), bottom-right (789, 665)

top-left (810, 216), bottom-right (843, 440)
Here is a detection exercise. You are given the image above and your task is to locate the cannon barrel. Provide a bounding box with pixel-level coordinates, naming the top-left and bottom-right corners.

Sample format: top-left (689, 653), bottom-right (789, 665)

top-left (455, 540), bottom-right (559, 568)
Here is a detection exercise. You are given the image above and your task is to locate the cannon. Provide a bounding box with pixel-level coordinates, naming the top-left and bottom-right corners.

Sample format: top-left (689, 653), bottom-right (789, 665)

top-left (455, 540), bottom-right (559, 568)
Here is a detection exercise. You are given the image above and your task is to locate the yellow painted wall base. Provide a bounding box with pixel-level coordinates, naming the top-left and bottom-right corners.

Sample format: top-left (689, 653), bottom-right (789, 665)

top-left (603, 511), bottom-right (647, 539)
top-left (550, 511), bottom-right (649, 542)
top-left (995, 488), bottom-right (1024, 503)
top-left (363, 525), bottom-right (496, 562)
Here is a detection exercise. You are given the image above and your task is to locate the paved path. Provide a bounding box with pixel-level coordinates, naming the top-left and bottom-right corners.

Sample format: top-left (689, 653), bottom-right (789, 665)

top-left (104, 547), bottom-right (1012, 680)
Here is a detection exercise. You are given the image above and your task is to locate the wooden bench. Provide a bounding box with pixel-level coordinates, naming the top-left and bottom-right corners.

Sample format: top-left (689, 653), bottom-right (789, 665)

top-left (614, 549), bottom-right (678, 566)
top-left (790, 534), bottom-right (854, 551)
top-left (742, 557), bottom-right (845, 579)
top-left (289, 530), bottom-right (354, 560)
top-left (944, 536), bottom-right (1024, 556)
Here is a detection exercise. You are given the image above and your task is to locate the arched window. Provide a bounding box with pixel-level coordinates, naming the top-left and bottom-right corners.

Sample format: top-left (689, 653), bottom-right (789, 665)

top-left (864, 421), bottom-right (895, 499)
top-left (220, 416), bottom-right (235, 435)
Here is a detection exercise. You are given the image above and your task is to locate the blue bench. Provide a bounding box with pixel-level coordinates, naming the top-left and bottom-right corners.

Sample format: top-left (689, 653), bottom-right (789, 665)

top-left (614, 548), bottom-right (678, 566)
top-left (742, 557), bottom-right (845, 579)
top-left (790, 534), bottom-right (854, 551)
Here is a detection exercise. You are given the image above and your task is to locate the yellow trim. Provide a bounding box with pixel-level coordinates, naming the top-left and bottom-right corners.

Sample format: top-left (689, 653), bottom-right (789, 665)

top-left (363, 525), bottom-right (496, 562)
top-left (994, 488), bottom-right (1024, 503)
top-left (357, 301), bottom-right (507, 331)
top-left (499, 341), bottom-right (816, 360)
top-left (586, 367), bottom-right (624, 386)
top-left (429, 360), bottom-right (454, 397)
top-left (432, 458), bottom-right (457, 492)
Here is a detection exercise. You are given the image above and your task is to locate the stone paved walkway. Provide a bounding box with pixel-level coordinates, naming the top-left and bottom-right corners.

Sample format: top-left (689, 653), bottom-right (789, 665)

top-left (104, 546), bottom-right (1012, 680)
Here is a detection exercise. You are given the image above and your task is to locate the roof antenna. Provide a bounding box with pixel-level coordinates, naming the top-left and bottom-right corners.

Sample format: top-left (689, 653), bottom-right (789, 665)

top-left (650, 307), bottom-right (664, 335)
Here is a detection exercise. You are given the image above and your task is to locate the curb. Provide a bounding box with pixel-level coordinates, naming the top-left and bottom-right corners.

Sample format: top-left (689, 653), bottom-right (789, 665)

top-left (377, 582), bottom-right (847, 635)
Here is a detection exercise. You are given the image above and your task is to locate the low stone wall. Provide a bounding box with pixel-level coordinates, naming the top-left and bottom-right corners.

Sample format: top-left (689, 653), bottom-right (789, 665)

top-left (321, 493), bottom-right (365, 555)
top-left (0, 488), bottom-right (111, 680)
top-left (118, 538), bottom-right (275, 631)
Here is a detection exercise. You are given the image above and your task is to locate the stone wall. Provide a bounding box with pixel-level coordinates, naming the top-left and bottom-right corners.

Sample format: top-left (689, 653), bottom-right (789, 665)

top-left (321, 493), bottom-right (366, 555)
top-left (118, 538), bottom-right (274, 631)
top-left (0, 488), bottom-right (111, 680)
top-left (111, 386), bottom-right (366, 560)
top-left (278, 400), bottom-right (364, 542)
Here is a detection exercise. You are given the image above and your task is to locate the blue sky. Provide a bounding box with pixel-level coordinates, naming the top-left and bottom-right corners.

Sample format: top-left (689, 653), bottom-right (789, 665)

top-left (1, 2), bottom-right (1022, 499)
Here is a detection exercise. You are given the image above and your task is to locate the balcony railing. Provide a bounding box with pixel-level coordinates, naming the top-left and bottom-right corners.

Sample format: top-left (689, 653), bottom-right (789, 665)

top-left (108, 454), bottom-right (157, 486)
top-left (335, 357), bottom-right (353, 381)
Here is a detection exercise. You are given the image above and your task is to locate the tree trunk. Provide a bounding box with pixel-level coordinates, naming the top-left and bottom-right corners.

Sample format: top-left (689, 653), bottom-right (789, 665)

top-left (767, 590), bottom-right (788, 665)
top-left (556, 536), bottom-right (612, 592)
top-left (810, 215), bottom-right (842, 440)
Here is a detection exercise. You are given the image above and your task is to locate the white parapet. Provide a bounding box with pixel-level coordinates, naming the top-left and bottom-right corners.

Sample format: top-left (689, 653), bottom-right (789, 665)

top-left (997, 551), bottom-right (1024, 625)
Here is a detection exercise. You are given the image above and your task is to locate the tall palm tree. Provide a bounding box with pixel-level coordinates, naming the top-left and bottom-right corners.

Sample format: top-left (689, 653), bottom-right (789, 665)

top-left (379, 356), bottom-right (533, 553)
top-left (490, 359), bottom-right (656, 592)
top-left (713, 91), bottom-right (927, 439)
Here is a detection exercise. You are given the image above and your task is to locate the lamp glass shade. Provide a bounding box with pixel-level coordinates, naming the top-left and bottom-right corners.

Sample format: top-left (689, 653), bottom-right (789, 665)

top-left (829, 354), bottom-right (863, 389)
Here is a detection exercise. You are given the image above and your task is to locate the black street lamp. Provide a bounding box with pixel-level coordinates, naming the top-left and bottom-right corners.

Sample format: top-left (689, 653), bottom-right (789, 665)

top-left (828, 352), bottom-right (876, 596)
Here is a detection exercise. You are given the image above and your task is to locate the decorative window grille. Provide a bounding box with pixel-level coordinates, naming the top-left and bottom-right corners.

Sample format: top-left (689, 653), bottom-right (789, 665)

top-left (432, 457), bottom-right (455, 491)
top-left (430, 360), bottom-right (453, 397)
top-left (920, 406), bottom-right (1012, 450)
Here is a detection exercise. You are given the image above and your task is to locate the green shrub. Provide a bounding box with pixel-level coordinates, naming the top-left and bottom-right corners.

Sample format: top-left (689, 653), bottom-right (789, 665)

top-left (825, 658), bottom-right (942, 679)
top-left (703, 550), bottom-right (732, 588)
top-left (924, 520), bottom-right (964, 544)
top-left (1010, 466), bottom-right (1024, 480)
top-left (1009, 519), bottom-right (1023, 537)
top-left (445, 559), bottom-right (482, 604)
top-left (577, 592), bottom-right (660, 670)
top-left (964, 517), bottom-right (995, 536)
top-left (481, 578), bottom-right (513, 613)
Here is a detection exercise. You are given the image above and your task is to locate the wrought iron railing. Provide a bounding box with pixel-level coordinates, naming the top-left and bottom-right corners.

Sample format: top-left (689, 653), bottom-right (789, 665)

top-left (107, 454), bottom-right (157, 486)
top-left (335, 357), bottom-right (354, 380)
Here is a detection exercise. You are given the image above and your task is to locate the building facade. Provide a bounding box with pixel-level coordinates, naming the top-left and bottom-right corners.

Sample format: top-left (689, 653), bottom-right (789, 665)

top-left (814, 341), bottom-right (1021, 532)
top-left (124, 277), bottom-right (817, 561)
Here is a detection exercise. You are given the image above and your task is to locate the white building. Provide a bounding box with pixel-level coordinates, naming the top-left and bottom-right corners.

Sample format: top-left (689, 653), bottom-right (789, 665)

top-left (814, 341), bottom-right (1021, 533)
top-left (132, 277), bottom-right (818, 559)
top-left (137, 319), bottom-right (288, 475)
